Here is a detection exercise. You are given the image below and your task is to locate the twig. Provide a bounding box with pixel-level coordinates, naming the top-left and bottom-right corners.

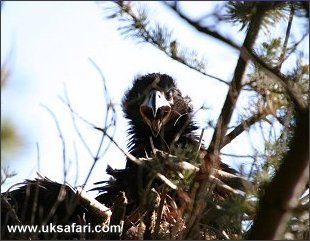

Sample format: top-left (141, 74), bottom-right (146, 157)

top-left (1, 167), bottom-right (17, 185)
top-left (215, 169), bottom-right (255, 192)
top-left (94, 126), bottom-right (177, 190)
top-left (284, 32), bottom-right (308, 63)
top-left (1, 196), bottom-right (22, 225)
top-left (88, 58), bottom-right (117, 160)
top-left (153, 187), bottom-right (169, 238)
top-left (276, 3), bottom-right (294, 70)
top-left (60, 91), bottom-right (93, 158)
top-left (41, 104), bottom-right (68, 182)
top-left (73, 141), bottom-right (79, 187)
top-left (195, 128), bottom-right (205, 160)
top-left (60, 60), bottom-right (117, 187)
top-left (36, 143), bottom-right (40, 173)
top-left (220, 152), bottom-right (262, 159)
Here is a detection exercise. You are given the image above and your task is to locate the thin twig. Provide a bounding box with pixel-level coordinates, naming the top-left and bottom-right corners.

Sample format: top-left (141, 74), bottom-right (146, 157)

top-left (153, 187), bottom-right (169, 238)
top-left (41, 104), bottom-right (67, 182)
top-left (88, 58), bottom-right (117, 160)
top-left (276, 3), bottom-right (295, 70)
top-left (60, 89), bottom-right (93, 158)
top-left (36, 142), bottom-right (40, 173)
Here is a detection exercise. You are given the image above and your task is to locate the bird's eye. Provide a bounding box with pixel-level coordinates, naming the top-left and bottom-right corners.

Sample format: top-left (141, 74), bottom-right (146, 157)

top-left (166, 89), bottom-right (174, 100)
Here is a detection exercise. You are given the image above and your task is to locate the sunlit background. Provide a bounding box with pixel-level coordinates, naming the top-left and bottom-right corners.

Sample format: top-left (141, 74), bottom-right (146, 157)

top-left (1, 1), bottom-right (308, 194)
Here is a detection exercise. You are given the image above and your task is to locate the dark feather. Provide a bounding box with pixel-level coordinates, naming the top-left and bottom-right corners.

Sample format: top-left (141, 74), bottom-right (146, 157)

top-left (94, 73), bottom-right (238, 212)
top-left (1, 177), bottom-right (94, 239)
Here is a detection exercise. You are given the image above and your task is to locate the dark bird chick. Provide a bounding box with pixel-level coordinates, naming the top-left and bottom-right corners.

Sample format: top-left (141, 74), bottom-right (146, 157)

top-left (1, 176), bottom-right (110, 239)
top-left (94, 73), bottom-right (234, 211)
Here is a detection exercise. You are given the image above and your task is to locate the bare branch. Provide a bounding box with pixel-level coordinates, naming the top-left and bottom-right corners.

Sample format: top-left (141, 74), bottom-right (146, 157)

top-left (88, 58), bottom-right (117, 160)
top-left (76, 187), bottom-right (112, 222)
top-left (1, 167), bottom-right (17, 186)
top-left (59, 60), bottom-right (117, 187)
top-left (94, 126), bottom-right (177, 190)
top-left (1, 196), bottom-right (22, 225)
top-left (60, 90), bottom-right (94, 158)
top-left (221, 110), bottom-right (270, 148)
top-left (163, 1), bottom-right (240, 50)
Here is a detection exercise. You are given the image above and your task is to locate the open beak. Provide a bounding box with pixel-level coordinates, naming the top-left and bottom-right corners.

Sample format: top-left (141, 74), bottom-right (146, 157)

top-left (140, 90), bottom-right (171, 137)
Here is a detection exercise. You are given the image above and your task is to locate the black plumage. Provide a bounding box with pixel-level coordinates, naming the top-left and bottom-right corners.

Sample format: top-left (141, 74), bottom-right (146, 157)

top-left (94, 73), bottom-right (199, 206)
top-left (1, 176), bottom-right (110, 239)
top-left (94, 73), bottom-right (236, 211)
top-left (1, 177), bottom-right (85, 239)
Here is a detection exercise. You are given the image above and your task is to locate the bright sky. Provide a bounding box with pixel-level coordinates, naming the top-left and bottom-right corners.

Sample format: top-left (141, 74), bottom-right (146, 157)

top-left (1, 1), bottom-right (308, 194)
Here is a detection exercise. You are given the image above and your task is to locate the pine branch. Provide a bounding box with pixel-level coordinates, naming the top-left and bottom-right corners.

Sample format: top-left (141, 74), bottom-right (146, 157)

top-left (240, 46), bottom-right (307, 112)
top-left (105, 2), bottom-right (229, 85)
top-left (225, 2), bottom-right (289, 32)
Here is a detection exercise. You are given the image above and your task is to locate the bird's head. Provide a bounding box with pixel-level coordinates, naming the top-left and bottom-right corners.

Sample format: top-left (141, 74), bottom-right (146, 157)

top-left (122, 73), bottom-right (194, 139)
top-left (139, 87), bottom-right (172, 137)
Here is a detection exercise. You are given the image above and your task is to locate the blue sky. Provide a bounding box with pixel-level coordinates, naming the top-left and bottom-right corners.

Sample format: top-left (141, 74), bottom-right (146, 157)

top-left (1, 1), bottom-right (308, 193)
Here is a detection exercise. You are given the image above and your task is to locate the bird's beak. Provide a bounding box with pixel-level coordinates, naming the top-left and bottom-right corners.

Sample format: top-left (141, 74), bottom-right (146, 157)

top-left (140, 90), bottom-right (171, 137)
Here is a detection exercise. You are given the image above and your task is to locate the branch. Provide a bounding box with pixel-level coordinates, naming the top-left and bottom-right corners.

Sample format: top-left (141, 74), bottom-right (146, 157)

top-left (175, 161), bottom-right (255, 193)
top-left (163, 1), bottom-right (240, 50)
top-left (207, 3), bottom-right (270, 156)
top-left (94, 126), bottom-right (178, 190)
top-left (276, 3), bottom-right (294, 70)
top-left (60, 60), bottom-right (117, 187)
top-left (76, 187), bottom-right (112, 223)
top-left (248, 108), bottom-right (309, 239)
top-left (107, 2), bottom-right (229, 85)
top-left (221, 110), bottom-right (271, 148)
top-left (240, 46), bottom-right (307, 112)
top-left (215, 169), bottom-right (255, 193)
top-left (184, 4), bottom-right (268, 239)
top-left (88, 58), bottom-right (117, 160)
top-left (153, 187), bottom-right (169, 238)
top-left (41, 105), bottom-right (68, 182)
